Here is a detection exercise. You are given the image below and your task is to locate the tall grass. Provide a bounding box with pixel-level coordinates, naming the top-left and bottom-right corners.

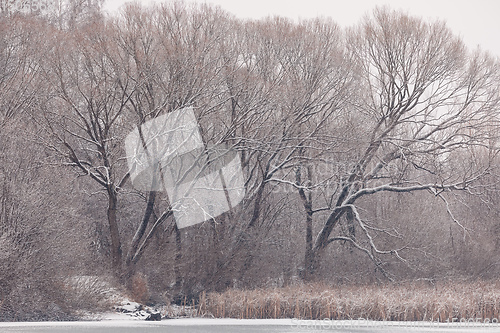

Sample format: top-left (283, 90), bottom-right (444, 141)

top-left (196, 281), bottom-right (500, 321)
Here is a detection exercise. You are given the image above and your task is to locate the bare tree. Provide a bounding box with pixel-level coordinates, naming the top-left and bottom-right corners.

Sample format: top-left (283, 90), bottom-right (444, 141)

top-left (305, 8), bottom-right (500, 279)
top-left (40, 2), bottom-right (235, 287)
top-left (41, 20), bottom-right (135, 278)
top-left (0, 15), bottom-right (87, 320)
top-left (189, 16), bottom-right (354, 287)
top-left (28, 2), bottom-right (500, 297)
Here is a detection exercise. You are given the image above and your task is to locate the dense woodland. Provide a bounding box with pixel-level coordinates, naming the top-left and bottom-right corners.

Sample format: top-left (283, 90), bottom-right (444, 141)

top-left (2, 0), bottom-right (500, 320)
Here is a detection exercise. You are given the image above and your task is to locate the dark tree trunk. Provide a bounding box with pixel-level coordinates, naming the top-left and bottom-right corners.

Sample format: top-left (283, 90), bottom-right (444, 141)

top-left (107, 186), bottom-right (123, 279)
top-left (126, 191), bottom-right (156, 269)
top-left (237, 181), bottom-right (266, 283)
top-left (307, 208), bottom-right (345, 277)
top-left (174, 224), bottom-right (182, 290)
top-left (296, 164), bottom-right (314, 281)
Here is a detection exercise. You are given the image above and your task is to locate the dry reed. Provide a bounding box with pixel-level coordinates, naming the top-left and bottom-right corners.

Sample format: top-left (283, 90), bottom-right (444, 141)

top-left (195, 281), bottom-right (500, 321)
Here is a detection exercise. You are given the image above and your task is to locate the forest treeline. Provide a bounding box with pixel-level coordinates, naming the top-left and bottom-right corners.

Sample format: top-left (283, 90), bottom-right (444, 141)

top-left (2, 0), bottom-right (500, 321)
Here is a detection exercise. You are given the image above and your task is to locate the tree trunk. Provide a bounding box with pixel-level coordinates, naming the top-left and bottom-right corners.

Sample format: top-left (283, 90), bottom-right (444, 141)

top-left (174, 224), bottom-right (182, 290)
top-left (307, 207), bottom-right (346, 277)
top-left (248, 180), bottom-right (265, 228)
top-left (126, 191), bottom-right (156, 269)
top-left (107, 186), bottom-right (123, 279)
top-left (296, 164), bottom-right (314, 281)
top-left (237, 180), bottom-right (266, 283)
top-left (304, 208), bottom-right (314, 281)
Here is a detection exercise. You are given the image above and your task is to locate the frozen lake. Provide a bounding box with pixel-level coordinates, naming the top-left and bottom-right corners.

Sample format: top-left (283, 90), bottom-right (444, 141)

top-left (1, 318), bottom-right (500, 333)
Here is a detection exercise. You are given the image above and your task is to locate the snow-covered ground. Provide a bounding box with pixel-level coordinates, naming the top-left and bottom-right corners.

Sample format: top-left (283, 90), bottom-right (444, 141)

top-left (1, 318), bottom-right (500, 333)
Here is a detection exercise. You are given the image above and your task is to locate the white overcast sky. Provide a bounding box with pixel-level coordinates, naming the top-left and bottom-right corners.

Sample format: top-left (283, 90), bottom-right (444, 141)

top-left (103, 0), bottom-right (500, 57)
